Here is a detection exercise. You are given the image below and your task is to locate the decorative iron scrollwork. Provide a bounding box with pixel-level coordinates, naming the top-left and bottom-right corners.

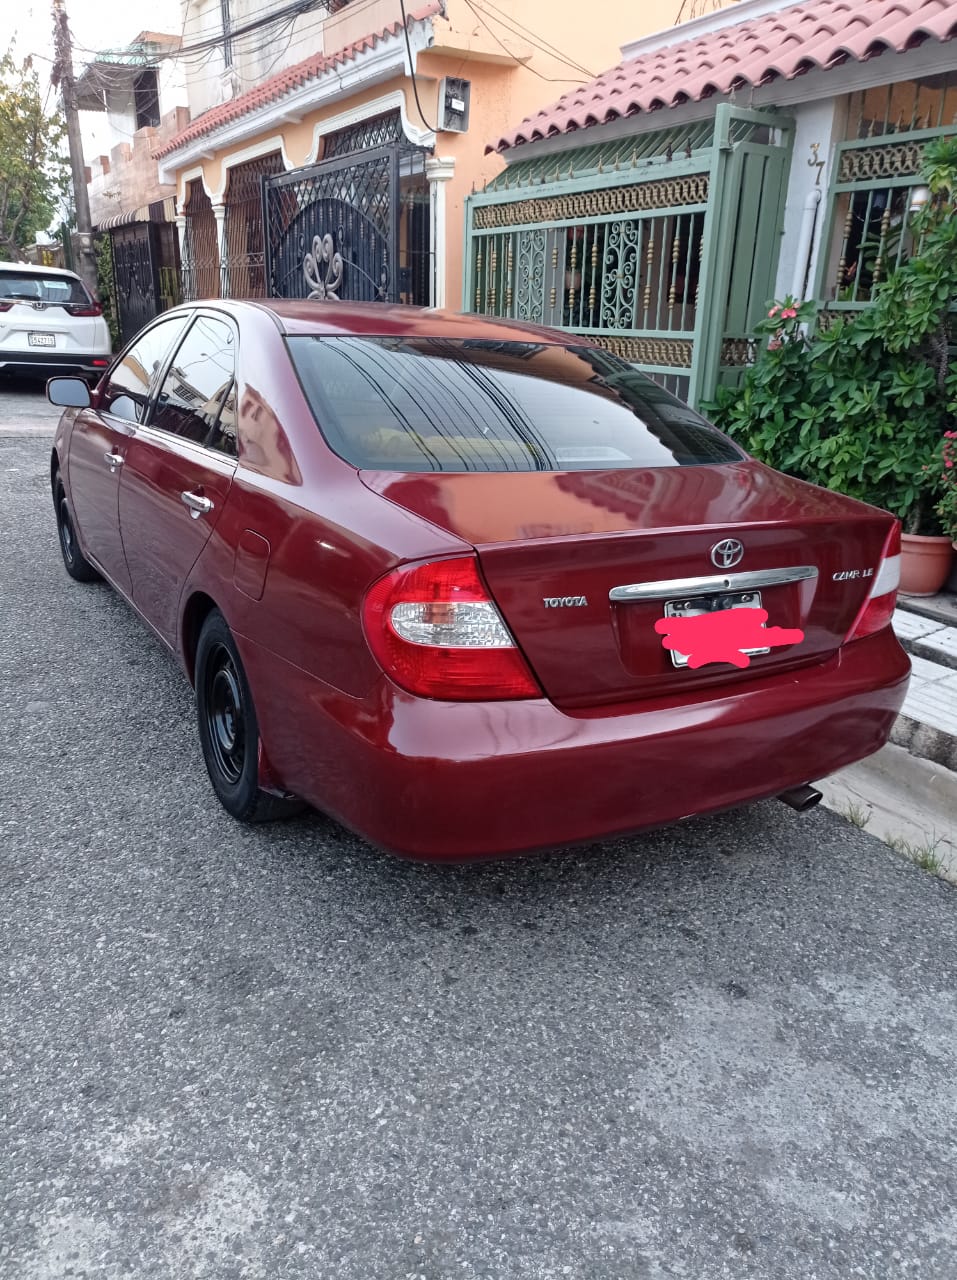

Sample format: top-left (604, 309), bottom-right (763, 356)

top-left (592, 336), bottom-right (694, 368)
top-left (304, 232), bottom-right (345, 300)
top-left (600, 219), bottom-right (641, 329)
top-left (838, 140), bottom-right (928, 183)
top-left (472, 175), bottom-right (710, 231)
top-left (515, 228), bottom-right (546, 321)
top-left (322, 110), bottom-right (404, 160)
top-left (719, 337), bottom-right (759, 367)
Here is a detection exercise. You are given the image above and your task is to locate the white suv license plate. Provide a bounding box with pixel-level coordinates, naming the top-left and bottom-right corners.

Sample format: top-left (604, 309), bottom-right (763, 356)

top-left (664, 590), bottom-right (769, 668)
top-left (28, 333), bottom-right (56, 348)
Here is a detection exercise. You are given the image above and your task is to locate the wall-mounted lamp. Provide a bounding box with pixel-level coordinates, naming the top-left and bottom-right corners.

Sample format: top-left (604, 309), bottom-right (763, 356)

top-left (908, 185), bottom-right (931, 214)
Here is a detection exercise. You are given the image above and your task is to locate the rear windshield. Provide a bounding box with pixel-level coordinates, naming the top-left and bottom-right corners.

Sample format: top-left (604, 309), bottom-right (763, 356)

top-left (287, 336), bottom-right (745, 473)
top-left (0, 270), bottom-right (91, 306)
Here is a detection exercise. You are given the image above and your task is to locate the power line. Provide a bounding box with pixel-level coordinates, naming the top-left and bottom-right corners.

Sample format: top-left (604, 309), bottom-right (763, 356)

top-left (472, 0), bottom-right (596, 79)
top-left (70, 0), bottom-right (328, 63)
top-left (227, 17), bottom-right (302, 85)
top-left (461, 0), bottom-right (589, 85)
top-left (70, 0), bottom-right (318, 104)
top-left (398, 0), bottom-right (436, 132)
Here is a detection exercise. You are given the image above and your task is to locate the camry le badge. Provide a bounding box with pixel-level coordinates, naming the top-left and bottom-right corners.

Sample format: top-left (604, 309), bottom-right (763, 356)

top-left (711, 538), bottom-right (744, 569)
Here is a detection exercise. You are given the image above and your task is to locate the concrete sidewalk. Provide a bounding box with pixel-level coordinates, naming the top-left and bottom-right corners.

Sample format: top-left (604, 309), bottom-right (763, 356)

top-left (890, 606), bottom-right (957, 771)
top-left (820, 601), bottom-right (957, 883)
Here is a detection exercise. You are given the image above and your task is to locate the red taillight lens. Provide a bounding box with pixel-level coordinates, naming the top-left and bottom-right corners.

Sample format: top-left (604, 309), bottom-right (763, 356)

top-left (362, 556), bottom-right (542, 701)
top-left (844, 522), bottom-right (901, 643)
top-left (68, 303), bottom-right (103, 316)
top-left (0, 302), bottom-right (12, 313)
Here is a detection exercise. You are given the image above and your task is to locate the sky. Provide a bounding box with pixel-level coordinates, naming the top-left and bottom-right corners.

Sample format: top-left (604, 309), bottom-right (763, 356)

top-left (3, 0), bottom-right (182, 70)
top-left (2, 0), bottom-right (182, 159)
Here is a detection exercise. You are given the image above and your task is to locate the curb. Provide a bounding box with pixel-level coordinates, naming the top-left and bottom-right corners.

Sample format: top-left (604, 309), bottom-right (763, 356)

top-left (890, 713), bottom-right (957, 774)
top-left (893, 608), bottom-right (957, 775)
top-left (908, 636), bottom-right (957, 672)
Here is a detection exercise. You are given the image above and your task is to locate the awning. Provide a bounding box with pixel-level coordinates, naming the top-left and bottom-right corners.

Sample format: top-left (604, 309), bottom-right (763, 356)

top-left (95, 196), bottom-right (178, 232)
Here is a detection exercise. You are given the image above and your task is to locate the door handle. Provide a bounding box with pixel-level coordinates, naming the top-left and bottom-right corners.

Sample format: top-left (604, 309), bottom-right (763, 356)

top-left (103, 451), bottom-right (124, 469)
top-left (181, 490), bottom-right (214, 518)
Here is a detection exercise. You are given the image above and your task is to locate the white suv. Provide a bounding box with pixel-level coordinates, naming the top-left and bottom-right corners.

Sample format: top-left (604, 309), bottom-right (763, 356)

top-left (0, 261), bottom-right (112, 383)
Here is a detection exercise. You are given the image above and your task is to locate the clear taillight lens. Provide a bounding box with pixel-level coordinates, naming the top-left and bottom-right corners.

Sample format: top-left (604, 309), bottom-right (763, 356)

top-left (844, 522), bottom-right (901, 643)
top-left (362, 556), bottom-right (541, 701)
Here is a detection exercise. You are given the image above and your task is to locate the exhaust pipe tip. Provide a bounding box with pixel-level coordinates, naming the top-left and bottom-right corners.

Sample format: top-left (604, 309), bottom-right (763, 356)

top-left (778, 783), bottom-right (823, 813)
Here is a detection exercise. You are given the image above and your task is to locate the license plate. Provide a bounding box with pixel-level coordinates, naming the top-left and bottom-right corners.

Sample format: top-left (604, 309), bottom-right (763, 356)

top-left (663, 590), bottom-right (768, 668)
top-left (28, 333), bottom-right (56, 348)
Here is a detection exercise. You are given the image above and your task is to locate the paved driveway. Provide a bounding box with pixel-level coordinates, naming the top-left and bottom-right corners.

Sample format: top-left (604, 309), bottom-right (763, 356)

top-left (1, 422), bottom-right (956, 1279)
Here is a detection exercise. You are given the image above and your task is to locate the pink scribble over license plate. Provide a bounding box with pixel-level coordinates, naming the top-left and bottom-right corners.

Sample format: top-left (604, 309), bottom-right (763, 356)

top-left (655, 591), bottom-right (804, 670)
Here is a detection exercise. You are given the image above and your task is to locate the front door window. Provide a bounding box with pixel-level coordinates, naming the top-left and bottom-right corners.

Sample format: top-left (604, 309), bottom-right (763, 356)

top-left (100, 314), bottom-right (191, 423)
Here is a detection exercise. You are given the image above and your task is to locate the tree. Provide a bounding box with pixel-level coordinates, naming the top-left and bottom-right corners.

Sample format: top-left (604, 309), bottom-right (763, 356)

top-left (0, 50), bottom-right (70, 260)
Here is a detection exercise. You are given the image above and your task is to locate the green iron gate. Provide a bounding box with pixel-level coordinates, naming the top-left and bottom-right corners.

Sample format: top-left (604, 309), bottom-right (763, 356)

top-left (465, 104), bottom-right (793, 408)
top-left (814, 122), bottom-right (957, 315)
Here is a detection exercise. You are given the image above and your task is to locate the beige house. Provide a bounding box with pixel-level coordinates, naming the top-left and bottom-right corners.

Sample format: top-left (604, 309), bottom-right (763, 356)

top-left (155, 0), bottom-right (717, 306)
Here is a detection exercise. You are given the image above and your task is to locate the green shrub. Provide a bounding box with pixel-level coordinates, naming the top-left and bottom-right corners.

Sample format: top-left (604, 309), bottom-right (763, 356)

top-left (705, 136), bottom-right (957, 534)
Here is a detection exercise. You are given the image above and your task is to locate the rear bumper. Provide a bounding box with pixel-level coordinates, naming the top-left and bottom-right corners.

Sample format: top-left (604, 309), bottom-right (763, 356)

top-left (243, 627), bottom-right (911, 862)
top-left (0, 351), bottom-right (110, 379)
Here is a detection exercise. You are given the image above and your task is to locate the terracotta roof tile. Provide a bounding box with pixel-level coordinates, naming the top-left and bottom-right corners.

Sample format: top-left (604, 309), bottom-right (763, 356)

top-left (156, 1), bottom-right (441, 159)
top-left (493, 0), bottom-right (957, 152)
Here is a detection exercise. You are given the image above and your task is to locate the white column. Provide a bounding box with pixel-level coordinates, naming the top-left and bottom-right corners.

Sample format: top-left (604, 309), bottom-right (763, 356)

top-left (175, 214), bottom-right (189, 301)
top-left (773, 97), bottom-right (847, 303)
top-left (425, 156), bottom-right (455, 310)
top-left (212, 202), bottom-right (228, 298)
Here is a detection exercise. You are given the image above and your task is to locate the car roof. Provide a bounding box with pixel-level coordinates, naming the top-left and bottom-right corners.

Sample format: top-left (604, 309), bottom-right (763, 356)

top-left (0, 261), bottom-right (83, 279)
top-left (241, 299), bottom-right (572, 346)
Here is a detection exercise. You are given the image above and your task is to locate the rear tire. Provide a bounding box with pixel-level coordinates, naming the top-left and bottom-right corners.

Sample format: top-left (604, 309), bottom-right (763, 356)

top-left (54, 475), bottom-right (99, 583)
top-left (195, 609), bottom-right (304, 823)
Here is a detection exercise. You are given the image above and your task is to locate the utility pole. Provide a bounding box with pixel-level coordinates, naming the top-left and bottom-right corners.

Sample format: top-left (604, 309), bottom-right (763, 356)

top-left (52, 0), bottom-right (98, 296)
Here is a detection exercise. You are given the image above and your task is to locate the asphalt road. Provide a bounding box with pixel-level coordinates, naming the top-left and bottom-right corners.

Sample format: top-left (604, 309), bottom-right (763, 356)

top-left (2, 401), bottom-right (956, 1279)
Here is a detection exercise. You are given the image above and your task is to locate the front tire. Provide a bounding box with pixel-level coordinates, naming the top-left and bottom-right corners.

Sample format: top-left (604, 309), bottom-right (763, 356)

top-left (54, 475), bottom-right (99, 582)
top-left (195, 609), bottom-right (303, 823)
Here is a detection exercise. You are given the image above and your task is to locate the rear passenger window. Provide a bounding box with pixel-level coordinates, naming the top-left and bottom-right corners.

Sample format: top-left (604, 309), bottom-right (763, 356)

top-left (101, 314), bottom-right (190, 423)
top-left (206, 382), bottom-right (237, 457)
top-left (152, 316), bottom-right (236, 445)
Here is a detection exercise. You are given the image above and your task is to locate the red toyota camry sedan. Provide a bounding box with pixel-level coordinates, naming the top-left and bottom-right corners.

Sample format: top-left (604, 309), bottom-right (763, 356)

top-left (47, 301), bottom-right (909, 860)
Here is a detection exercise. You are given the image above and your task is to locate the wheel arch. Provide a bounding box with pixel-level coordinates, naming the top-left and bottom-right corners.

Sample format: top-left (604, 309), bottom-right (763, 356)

top-left (186, 592), bottom-right (297, 808)
top-left (181, 591), bottom-right (220, 687)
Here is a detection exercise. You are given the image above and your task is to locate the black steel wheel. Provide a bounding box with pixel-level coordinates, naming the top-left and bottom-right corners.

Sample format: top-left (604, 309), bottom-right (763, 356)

top-left (54, 475), bottom-right (99, 582)
top-left (205, 642), bottom-right (246, 786)
top-left (195, 609), bottom-right (304, 823)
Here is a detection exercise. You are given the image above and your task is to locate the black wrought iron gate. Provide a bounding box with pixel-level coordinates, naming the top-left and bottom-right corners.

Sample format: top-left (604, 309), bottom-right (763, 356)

top-left (263, 124), bottom-right (430, 304)
top-left (109, 211), bottom-right (182, 343)
top-left (111, 223), bottom-right (160, 343)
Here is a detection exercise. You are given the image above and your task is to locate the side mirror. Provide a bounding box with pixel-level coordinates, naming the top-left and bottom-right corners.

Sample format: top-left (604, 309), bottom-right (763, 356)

top-left (47, 377), bottom-right (92, 409)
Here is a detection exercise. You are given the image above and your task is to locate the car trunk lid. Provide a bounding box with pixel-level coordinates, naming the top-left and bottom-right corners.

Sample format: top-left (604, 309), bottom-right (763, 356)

top-left (361, 461), bottom-right (897, 707)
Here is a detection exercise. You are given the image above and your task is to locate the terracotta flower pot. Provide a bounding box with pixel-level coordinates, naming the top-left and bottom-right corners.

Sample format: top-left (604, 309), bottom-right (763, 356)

top-left (899, 532), bottom-right (955, 597)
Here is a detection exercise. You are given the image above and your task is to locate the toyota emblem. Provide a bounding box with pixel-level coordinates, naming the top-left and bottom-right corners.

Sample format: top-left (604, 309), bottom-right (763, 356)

top-left (711, 538), bottom-right (744, 569)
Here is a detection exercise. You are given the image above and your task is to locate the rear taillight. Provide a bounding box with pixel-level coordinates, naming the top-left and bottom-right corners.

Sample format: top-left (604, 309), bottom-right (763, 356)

top-left (0, 302), bottom-right (11, 313)
top-left (68, 303), bottom-right (103, 317)
top-left (362, 556), bottom-right (541, 701)
top-left (844, 522), bottom-right (901, 643)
